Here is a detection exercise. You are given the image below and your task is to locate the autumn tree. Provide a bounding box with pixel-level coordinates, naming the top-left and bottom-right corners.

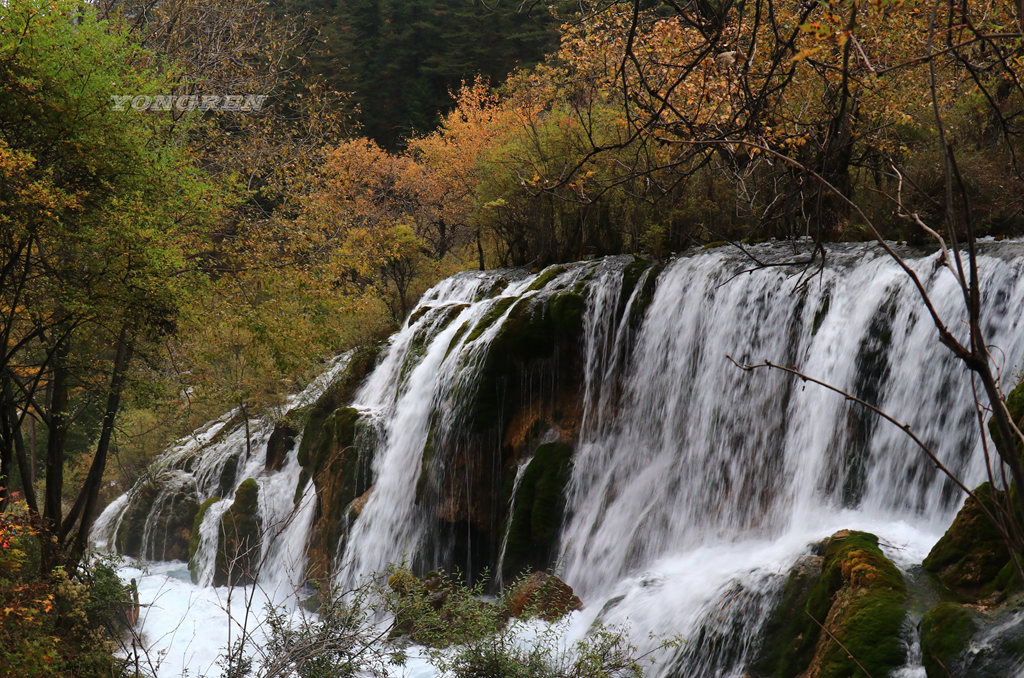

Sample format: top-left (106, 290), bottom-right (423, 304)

top-left (0, 0), bottom-right (220, 567)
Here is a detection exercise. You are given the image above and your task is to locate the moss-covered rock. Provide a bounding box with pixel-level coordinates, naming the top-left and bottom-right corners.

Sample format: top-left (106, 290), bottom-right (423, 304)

top-left (113, 478), bottom-right (159, 558)
top-left (526, 265), bottom-right (566, 292)
top-left (619, 258), bottom-right (664, 329)
top-left (500, 443), bottom-right (573, 582)
top-left (464, 296), bottom-right (516, 343)
top-left (154, 489), bottom-right (200, 562)
top-left (297, 404), bottom-right (375, 583)
top-left (751, 554), bottom-right (825, 677)
top-left (187, 496), bottom-right (221, 581)
top-left (502, 571), bottom-right (582, 621)
top-left (468, 293), bottom-right (587, 433)
top-left (923, 483), bottom-right (1011, 600)
top-left (217, 453), bottom-right (240, 497)
top-left (920, 602), bottom-right (977, 677)
top-left (806, 531), bottom-right (908, 678)
top-left (753, 531), bottom-right (907, 678)
top-left (988, 380), bottom-right (1024, 458)
top-left (215, 479), bottom-right (261, 586)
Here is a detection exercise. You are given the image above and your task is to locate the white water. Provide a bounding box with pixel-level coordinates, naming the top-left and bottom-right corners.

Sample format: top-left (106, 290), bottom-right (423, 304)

top-left (93, 242), bottom-right (1024, 676)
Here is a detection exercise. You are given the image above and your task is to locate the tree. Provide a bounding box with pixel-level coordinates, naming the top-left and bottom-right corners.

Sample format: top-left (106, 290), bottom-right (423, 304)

top-left (280, 0), bottom-right (572, 148)
top-left (0, 0), bottom-right (219, 568)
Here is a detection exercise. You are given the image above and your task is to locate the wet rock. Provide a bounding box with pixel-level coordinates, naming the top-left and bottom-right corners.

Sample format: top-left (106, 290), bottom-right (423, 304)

top-left (265, 419), bottom-right (298, 472)
top-left (152, 489), bottom-right (200, 562)
top-left (750, 554), bottom-right (824, 677)
top-left (113, 478), bottom-right (159, 557)
top-left (920, 602), bottom-right (977, 677)
top-left (298, 405), bottom-right (374, 583)
top-left (346, 486), bottom-right (373, 520)
top-left (501, 442), bottom-right (573, 581)
top-left (503, 571), bottom-right (583, 621)
top-left (215, 479), bottom-right (261, 586)
top-left (751, 530), bottom-right (907, 678)
top-left (923, 483), bottom-right (1013, 601)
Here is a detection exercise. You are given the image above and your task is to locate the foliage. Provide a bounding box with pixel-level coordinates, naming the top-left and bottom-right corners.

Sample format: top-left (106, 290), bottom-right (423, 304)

top-left (1, 508), bottom-right (133, 676)
top-left (0, 0), bottom-right (220, 563)
top-left (220, 568), bottom-right (659, 678)
top-left (279, 0), bottom-right (573, 149)
top-left (433, 622), bottom-right (645, 678)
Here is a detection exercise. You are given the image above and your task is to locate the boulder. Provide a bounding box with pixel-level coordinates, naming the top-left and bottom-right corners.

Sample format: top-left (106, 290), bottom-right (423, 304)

top-left (503, 571), bottom-right (583, 621)
top-left (751, 530), bottom-right (907, 678)
top-left (923, 483), bottom-right (1012, 600)
top-left (215, 479), bottom-right (261, 586)
top-left (920, 602), bottom-right (977, 677)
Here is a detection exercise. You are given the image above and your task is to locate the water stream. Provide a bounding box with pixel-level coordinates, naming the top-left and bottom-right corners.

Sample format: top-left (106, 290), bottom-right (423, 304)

top-left (92, 241), bottom-right (1024, 677)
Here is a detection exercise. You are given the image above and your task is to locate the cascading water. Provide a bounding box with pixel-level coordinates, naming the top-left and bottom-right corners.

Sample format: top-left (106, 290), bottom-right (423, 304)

top-left (93, 241), bottom-right (1024, 677)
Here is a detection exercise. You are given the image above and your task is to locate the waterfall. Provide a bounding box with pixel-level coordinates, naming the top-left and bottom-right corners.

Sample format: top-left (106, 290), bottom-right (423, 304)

top-left (92, 353), bottom-right (354, 590)
top-left (93, 241), bottom-right (1024, 677)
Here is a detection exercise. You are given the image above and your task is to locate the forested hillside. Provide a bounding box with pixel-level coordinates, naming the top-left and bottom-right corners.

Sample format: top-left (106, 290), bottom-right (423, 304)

top-left (280, 0), bottom-right (572, 148)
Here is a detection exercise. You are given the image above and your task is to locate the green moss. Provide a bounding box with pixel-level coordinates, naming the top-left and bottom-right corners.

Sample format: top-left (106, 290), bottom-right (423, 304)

top-left (416, 416), bottom-right (440, 504)
top-left (297, 405), bottom-right (375, 582)
top-left (923, 483), bottom-right (1011, 599)
top-left (990, 380), bottom-right (1024, 457)
top-left (702, 240), bottom-right (728, 249)
top-left (752, 556), bottom-right (823, 678)
top-left (465, 296), bottom-right (516, 343)
top-left (983, 559), bottom-right (1023, 600)
top-left (548, 291), bottom-right (586, 333)
top-left (188, 496), bottom-right (221, 582)
top-left (526, 265), bottom-right (566, 292)
top-left (812, 532), bottom-right (907, 678)
top-left (920, 602), bottom-right (976, 677)
top-left (465, 287), bottom-right (589, 436)
top-left (445, 320), bottom-right (472, 358)
top-left (758, 531), bottom-right (907, 678)
top-left (296, 406), bottom-right (362, 504)
top-left (215, 479), bottom-right (261, 586)
top-left (501, 443), bottom-right (573, 581)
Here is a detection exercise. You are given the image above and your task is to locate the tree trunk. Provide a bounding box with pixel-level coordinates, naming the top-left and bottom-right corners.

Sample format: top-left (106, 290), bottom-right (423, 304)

top-left (2, 375), bottom-right (38, 515)
top-left (66, 328), bottom-right (134, 562)
top-left (42, 340), bottom-right (69, 568)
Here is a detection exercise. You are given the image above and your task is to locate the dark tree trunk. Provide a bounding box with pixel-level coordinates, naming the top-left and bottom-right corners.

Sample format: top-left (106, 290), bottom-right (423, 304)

top-left (66, 328), bottom-right (134, 562)
top-left (42, 340), bottom-right (69, 569)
